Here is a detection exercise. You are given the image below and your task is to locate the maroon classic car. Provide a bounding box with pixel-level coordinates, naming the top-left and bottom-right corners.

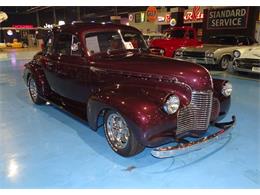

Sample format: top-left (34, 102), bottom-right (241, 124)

top-left (23, 22), bottom-right (235, 158)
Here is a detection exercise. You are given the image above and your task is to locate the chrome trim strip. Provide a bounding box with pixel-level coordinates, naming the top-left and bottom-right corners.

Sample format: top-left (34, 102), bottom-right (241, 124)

top-left (89, 66), bottom-right (178, 83)
top-left (175, 56), bottom-right (216, 65)
top-left (151, 116), bottom-right (236, 158)
top-left (233, 65), bottom-right (260, 74)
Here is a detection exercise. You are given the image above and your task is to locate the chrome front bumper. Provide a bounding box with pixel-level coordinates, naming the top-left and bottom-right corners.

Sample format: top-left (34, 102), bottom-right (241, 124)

top-left (175, 56), bottom-right (216, 65)
top-left (151, 116), bottom-right (236, 158)
top-left (233, 60), bottom-right (260, 74)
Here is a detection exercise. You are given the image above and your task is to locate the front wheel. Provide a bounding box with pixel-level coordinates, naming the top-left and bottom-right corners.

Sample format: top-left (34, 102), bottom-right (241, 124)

top-left (219, 56), bottom-right (230, 70)
top-left (28, 75), bottom-right (46, 105)
top-left (104, 110), bottom-right (144, 157)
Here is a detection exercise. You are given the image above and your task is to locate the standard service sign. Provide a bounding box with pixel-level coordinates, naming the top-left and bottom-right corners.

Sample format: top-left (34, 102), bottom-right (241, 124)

top-left (207, 7), bottom-right (249, 29)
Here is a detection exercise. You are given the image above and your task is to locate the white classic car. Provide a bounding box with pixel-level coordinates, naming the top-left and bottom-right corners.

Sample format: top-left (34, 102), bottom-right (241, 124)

top-left (232, 44), bottom-right (260, 74)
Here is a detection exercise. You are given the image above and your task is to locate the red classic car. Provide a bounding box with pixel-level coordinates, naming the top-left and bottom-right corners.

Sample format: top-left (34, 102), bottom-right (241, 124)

top-left (23, 23), bottom-right (235, 158)
top-left (150, 26), bottom-right (202, 57)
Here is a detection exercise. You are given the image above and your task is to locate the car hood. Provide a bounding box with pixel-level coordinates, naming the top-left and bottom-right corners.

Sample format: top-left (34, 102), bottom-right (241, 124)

top-left (151, 38), bottom-right (188, 48)
top-left (236, 44), bottom-right (260, 59)
top-left (181, 44), bottom-right (233, 53)
top-left (92, 53), bottom-right (213, 91)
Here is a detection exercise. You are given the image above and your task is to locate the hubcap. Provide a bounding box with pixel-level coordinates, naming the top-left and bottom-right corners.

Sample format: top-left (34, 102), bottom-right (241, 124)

top-left (221, 57), bottom-right (229, 69)
top-left (106, 113), bottom-right (130, 150)
top-left (29, 78), bottom-right (38, 101)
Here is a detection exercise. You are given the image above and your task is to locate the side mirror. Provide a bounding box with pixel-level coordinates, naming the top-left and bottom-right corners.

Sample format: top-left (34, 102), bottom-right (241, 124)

top-left (71, 42), bottom-right (84, 56)
top-left (71, 43), bottom-right (79, 52)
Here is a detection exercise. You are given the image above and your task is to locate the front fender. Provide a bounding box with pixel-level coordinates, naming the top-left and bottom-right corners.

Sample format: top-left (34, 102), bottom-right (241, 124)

top-left (87, 83), bottom-right (191, 147)
top-left (212, 78), bottom-right (231, 121)
top-left (23, 58), bottom-right (51, 97)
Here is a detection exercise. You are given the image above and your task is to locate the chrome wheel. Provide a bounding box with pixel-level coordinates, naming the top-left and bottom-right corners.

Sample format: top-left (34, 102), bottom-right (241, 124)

top-left (220, 57), bottom-right (229, 70)
top-left (106, 113), bottom-right (130, 150)
top-left (28, 77), bottom-right (38, 102)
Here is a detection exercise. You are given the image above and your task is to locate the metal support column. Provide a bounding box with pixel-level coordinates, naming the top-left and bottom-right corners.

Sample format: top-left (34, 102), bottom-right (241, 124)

top-left (77, 7), bottom-right (81, 20)
top-left (36, 11), bottom-right (40, 27)
top-left (53, 7), bottom-right (57, 24)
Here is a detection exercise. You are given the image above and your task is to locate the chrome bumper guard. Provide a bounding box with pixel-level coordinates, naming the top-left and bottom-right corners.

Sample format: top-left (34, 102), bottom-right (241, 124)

top-left (151, 116), bottom-right (236, 158)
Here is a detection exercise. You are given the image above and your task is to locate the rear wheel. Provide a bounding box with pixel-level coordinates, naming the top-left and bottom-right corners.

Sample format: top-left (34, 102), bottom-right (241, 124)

top-left (219, 56), bottom-right (230, 70)
top-left (104, 110), bottom-right (144, 157)
top-left (28, 75), bottom-right (46, 105)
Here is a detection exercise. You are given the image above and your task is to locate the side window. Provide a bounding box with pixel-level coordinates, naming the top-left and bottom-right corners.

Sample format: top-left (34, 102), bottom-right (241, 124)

top-left (237, 37), bottom-right (248, 46)
top-left (248, 37), bottom-right (256, 45)
top-left (85, 32), bottom-right (123, 55)
top-left (54, 33), bottom-right (72, 55)
top-left (188, 30), bottom-right (194, 39)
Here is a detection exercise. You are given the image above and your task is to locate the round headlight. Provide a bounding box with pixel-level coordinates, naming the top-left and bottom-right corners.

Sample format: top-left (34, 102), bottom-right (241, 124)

top-left (206, 52), bottom-right (214, 58)
top-left (160, 49), bottom-right (165, 55)
top-left (175, 50), bottom-right (183, 56)
top-left (163, 95), bottom-right (180, 114)
top-left (233, 50), bottom-right (241, 58)
top-left (222, 82), bottom-right (232, 97)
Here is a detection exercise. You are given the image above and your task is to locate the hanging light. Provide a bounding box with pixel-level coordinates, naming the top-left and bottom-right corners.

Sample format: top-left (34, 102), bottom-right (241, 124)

top-left (7, 30), bottom-right (13, 36)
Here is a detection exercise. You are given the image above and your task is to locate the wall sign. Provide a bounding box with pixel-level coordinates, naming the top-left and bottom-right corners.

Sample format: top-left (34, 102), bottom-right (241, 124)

top-left (135, 12), bottom-right (145, 23)
top-left (165, 14), bottom-right (171, 23)
top-left (128, 14), bottom-right (134, 22)
top-left (12, 25), bottom-right (33, 29)
top-left (146, 6), bottom-right (157, 22)
top-left (184, 6), bottom-right (204, 23)
top-left (170, 18), bottom-right (177, 26)
top-left (156, 13), bottom-right (171, 24)
top-left (207, 6), bottom-right (249, 29)
top-left (157, 16), bottom-right (165, 22)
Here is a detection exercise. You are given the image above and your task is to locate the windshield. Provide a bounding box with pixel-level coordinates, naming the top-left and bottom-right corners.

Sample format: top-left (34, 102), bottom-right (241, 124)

top-left (207, 36), bottom-right (237, 45)
top-left (85, 30), bottom-right (148, 55)
top-left (166, 29), bottom-right (185, 38)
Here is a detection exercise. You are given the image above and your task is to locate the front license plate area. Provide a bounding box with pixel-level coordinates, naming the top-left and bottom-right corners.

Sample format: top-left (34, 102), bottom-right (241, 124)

top-left (187, 58), bottom-right (196, 63)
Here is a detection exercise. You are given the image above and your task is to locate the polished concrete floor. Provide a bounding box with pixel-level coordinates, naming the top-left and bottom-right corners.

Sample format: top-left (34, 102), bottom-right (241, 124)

top-left (0, 49), bottom-right (259, 188)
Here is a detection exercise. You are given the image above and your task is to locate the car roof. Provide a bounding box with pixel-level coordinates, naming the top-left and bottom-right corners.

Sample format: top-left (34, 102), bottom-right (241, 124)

top-left (52, 22), bottom-right (141, 34)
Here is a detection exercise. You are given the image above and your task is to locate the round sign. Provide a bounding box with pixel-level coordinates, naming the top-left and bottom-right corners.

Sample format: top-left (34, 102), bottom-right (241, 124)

top-left (170, 18), bottom-right (177, 26)
top-left (129, 14), bottom-right (134, 22)
top-left (146, 6), bottom-right (157, 22)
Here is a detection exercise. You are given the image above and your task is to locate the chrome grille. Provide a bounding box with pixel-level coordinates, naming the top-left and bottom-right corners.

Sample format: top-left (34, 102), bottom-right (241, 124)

top-left (177, 91), bottom-right (213, 135)
top-left (210, 98), bottom-right (220, 122)
top-left (149, 48), bottom-right (164, 56)
top-left (182, 51), bottom-right (205, 58)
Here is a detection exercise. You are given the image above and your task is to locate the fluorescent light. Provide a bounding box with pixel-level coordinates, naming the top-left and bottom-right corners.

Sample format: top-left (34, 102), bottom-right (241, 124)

top-left (58, 20), bottom-right (65, 26)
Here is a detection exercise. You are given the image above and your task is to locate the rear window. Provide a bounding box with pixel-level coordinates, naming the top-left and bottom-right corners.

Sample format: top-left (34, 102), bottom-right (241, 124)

top-left (166, 29), bottom-right (185, 38)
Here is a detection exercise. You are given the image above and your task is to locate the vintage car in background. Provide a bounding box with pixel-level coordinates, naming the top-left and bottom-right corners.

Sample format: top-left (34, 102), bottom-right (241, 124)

top-left (232, 44), bottom-right (260, 74)
top-left (0, 42), bottom-right (7, 49)
top-left (149, 26), bottom-right (202, 57)
top-left (6, 38), bottom-right (28, 48)
top-left (23, 23), bottom-right (235, 158)
top-left (174, 35), bottom-right (257, 70)
top-left (143, 33), bottom-right (165, 46)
